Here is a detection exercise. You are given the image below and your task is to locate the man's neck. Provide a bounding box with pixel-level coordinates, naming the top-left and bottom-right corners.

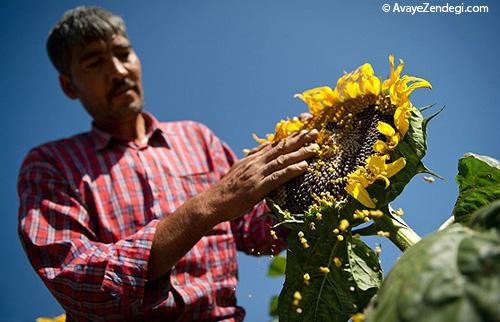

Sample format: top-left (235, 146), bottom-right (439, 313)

top-left (95, 112), bottom-right (147, 144)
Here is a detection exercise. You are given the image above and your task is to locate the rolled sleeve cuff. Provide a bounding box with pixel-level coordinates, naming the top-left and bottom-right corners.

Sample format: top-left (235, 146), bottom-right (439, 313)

top-left (101, 219), bottom-right (160, 308)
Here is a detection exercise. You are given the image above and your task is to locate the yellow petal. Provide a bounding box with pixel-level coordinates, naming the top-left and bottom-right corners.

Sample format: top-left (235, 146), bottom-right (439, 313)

top-left (388, 133), bottom-right (400, 148)
top-left (375, 174), bottom-right (391, 189)
top-left (348, 167), bottom-right (372, 186)
top-left (388, 54), bottom-right (395, 76)
top-left (252, 133), bottom-right (268, 144)
top-left (304, 86), bottom-right (333, 102)
top-left (377, 121), bottom-right (396, 137)
top-left (394, 106), bottom-right (410, 136)
top-left (368, 76), bottom-right (382, 95)
top-left (359, 63), bottom-right (375, 75)
top-left (394, 58), bottom-right (405, 80)
top-left (274, 118), bottom-right (304, 141)
top-left (36, 315), bottom-right (66, 322)
top-left (373, 140), bottom-right (388, 153)
top-left (346, 81), bottom-right (359, 98)
top-left (346, 181), bottom-right (376, 208)
top-left (367, 155), bottom-right (389, 174)
top-left (382, 55), bottom-right (405, 92)
top-left (402, 76), bottom-right (432, 96)
top-left (309, 102), bottom-right (325, 115)
top-left (386, 157), bottom-right (407, 177)
top-left (382, 55), bottom-right (395, 91)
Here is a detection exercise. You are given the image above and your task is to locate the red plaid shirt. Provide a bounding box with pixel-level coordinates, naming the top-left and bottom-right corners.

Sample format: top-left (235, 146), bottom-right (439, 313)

top-left (18, 112), bottom-right (284, 321)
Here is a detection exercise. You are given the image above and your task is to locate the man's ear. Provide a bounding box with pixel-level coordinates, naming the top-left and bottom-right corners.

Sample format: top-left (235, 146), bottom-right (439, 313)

top-left (59, 74), bottom-right (78, 99)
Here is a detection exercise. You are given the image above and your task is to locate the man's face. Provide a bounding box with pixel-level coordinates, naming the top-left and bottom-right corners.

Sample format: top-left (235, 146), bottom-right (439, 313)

top-left (63, 34), bottom-right (144, 125)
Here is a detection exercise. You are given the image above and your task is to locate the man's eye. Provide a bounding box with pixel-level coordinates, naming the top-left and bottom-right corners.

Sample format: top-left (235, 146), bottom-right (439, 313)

top-left (86, 58), bottom-right (103, 68)
top-left (117, 51), bottom-right (130, 61)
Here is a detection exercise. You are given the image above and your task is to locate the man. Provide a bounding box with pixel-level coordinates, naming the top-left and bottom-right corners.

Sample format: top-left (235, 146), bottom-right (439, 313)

top-left (18, 6), bottom-right (317, 321)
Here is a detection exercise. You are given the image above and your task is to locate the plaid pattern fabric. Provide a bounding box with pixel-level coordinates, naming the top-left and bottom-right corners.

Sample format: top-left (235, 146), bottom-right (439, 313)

top-left (18, 112), bottom-right (284, 321)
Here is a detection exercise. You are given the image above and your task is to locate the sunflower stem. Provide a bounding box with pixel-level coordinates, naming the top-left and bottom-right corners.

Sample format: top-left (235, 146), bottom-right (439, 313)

top-left (374, 212), bottom-right (421, 251)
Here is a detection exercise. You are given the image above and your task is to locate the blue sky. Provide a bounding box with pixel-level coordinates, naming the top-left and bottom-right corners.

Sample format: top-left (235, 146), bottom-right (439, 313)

top-left (1, 1), bottom-right (499, 321)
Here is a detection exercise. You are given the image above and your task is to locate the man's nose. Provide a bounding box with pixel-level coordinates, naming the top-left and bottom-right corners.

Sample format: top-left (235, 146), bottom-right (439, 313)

top-left (109, 57), bottom-right (128, 80)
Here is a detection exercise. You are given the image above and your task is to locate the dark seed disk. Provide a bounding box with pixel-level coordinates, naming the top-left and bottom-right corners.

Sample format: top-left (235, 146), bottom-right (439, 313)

top-left (270, 106), bottom-right (392, 214)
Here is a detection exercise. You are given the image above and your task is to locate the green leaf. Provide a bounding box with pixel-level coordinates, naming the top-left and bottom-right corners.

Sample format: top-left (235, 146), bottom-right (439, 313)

top-left (416, 161), bottom-right (443, 179)
top-left (468, 199), bottom-right (500, 232)
top-left (364, 218), bottom-right (500, 322)
top-left (277, 209), bottom-right (381, 322)
top-left (269, 295), bottom-right (279, 316)
top-left (268, 255), bottom-right (287, 277)
top-left (346, 237), bottom-right (383, 308)
top-left (418, 103), bottom-right (436, 113)
top-left (422, 106), bottom-right (444, 142)
top-left (453, 153), bottom-right (500, 225)
top-left (406, 108), bottom-right (427, 158)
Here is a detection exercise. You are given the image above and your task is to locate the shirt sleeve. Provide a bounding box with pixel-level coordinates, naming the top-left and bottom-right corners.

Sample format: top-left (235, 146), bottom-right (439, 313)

top-left (230, 200), bottom-right (288, 256)
top-left (196, 123), bottom-right (288, 256)
top-left (17, 147), bottom-right (160, 319)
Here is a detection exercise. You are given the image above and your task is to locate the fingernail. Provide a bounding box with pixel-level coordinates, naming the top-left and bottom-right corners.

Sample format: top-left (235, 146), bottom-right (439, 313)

top-left (309, 129), bottom-right (318, 136)
top-left (243, 148), bottom-right (250, 156)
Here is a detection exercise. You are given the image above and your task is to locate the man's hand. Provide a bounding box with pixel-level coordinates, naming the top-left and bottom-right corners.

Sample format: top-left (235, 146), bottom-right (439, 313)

top-left (205, 129), bottom-right (319, 222)
top-left (148, 129), bottom-right (318, 281)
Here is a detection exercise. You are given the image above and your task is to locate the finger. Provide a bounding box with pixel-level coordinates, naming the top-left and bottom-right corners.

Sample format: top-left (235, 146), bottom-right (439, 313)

top-left (261, 160), bottom-right (309, 192)
top-left (243, 142), bottom-right (270, 157)
top-left (299, 112), bottom-right (313, 122)
top-left (265, 129), bottom-right (318, 161)
top-left (262, 143), bottom-right (319, 176)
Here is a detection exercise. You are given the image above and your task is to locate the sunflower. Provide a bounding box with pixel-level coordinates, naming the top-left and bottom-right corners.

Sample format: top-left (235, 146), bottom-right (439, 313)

top-left (256, 55), bottom-right (431, 212)
top-left (36, 314), bottom-right (66, 322)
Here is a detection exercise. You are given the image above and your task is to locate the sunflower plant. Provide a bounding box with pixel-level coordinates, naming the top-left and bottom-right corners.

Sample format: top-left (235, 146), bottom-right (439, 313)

top-left (261, 56), bottom-right (500, 322)
top-left (256, 55), bottom-right (438, 321)
top-left (36, 57), bottom-right (499, 322)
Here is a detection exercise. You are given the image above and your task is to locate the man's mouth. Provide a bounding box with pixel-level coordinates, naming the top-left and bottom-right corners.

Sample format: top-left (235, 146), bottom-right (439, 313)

top-left (112, 87), bottom-right (134, 97)
top-left (109, 80), bottom-right (138, 100)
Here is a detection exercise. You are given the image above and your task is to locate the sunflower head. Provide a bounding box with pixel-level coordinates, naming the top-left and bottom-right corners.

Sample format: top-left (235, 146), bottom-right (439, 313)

top-left (257, 55), bottom-right (432, 214)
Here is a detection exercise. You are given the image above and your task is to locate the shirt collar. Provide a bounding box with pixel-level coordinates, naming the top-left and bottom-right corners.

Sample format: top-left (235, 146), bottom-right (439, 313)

top-left (90, 111), bottom-right (171, 151)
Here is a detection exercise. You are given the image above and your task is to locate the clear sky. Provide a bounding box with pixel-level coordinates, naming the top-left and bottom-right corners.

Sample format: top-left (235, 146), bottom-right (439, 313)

top-left (1, 1), bottom-right (499, 321)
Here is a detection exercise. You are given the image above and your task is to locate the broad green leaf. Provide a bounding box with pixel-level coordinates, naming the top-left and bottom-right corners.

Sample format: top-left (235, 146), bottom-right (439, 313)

top-left (347, 238), bottom-right (383, 291)
top-left (269, 295), bottom-right (279, 317)
top-left (406, 108), bottom-right (427, 158)
top-left (346, 237), bottom-right (383, 308)
top-left (453, 154), bottom-right (500, 224)
top-left (268, 255), bottom-right (287, 277)
top-left (468, 200), bottom-right (500, 232)
top-left (277, 208), bottom-right (381, 322)
top-left (365, 204), bottom-right (500, 322)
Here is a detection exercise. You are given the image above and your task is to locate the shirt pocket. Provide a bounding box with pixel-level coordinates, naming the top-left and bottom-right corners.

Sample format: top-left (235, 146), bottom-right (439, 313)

top-left (177, 171), bottom-right (220, 199)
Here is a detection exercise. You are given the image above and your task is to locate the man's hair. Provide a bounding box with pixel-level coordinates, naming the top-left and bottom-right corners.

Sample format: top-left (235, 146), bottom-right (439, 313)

top-left (47, 6), bottom-right (128, 76)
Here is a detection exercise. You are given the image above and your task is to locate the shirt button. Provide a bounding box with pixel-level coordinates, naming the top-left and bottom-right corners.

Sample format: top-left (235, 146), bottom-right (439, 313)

top-left (110, 291), bottom-right (121, 300)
